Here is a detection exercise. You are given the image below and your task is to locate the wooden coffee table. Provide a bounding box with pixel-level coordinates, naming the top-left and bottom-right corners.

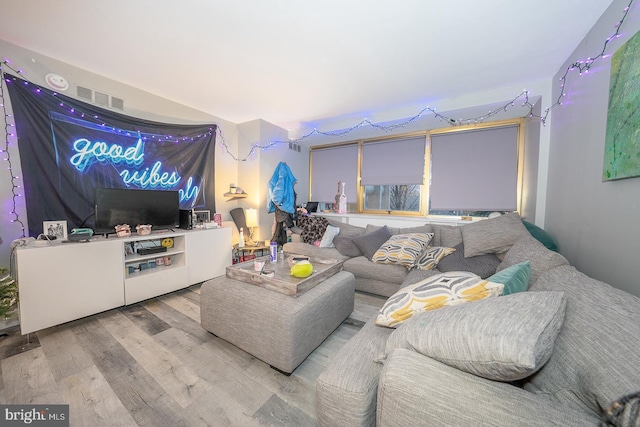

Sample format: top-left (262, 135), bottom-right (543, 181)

top-left (226, 255), bottom-right (343, 297)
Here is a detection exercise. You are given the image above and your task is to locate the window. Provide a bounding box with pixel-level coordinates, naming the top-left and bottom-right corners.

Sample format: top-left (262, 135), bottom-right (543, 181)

top-left (429, 123), bottom-right (522, 216)
top-left (309, 143), bottom-right (358, 205)
top-left (308, 120), bottom-right (523, 217)
top-left (361, 135), bottom-right (426, 213)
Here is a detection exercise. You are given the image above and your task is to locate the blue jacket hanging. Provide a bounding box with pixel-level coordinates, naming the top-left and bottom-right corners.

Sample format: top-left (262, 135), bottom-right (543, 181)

top-left (268, 162), bottom-right (297, 214)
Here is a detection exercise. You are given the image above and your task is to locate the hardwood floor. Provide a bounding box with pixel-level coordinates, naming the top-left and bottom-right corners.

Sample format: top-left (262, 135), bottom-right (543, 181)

top-left (0, 283), bottom-right (386, 426)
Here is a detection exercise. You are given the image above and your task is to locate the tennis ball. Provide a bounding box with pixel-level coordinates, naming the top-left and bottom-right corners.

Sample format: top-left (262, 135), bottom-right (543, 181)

top-left (290, 260), bottom-right (313, 278)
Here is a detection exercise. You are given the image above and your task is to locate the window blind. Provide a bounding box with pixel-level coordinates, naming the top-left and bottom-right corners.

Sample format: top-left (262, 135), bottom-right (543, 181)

top-left (310, 144), bottom-right (358, 202)
top-left (430, 125), bottom-right (519, 211)
top-left (360, 136), bottom-right (426, 186)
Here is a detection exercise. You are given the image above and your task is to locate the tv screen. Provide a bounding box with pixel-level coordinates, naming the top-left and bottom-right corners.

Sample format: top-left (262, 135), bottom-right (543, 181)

top-left (95, 188), bottom-right (180, 234)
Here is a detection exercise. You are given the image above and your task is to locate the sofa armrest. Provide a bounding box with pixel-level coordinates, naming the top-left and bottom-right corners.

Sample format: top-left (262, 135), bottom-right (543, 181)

top-left (283, 242), bottom-right (350, 261)
top-left (377, 348), bottom-right (599, 427)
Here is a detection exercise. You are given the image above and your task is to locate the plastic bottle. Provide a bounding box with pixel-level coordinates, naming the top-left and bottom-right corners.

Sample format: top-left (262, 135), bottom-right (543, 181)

top-left (338, 182), bottom-right (347, 214)
top-left (238, 227), bottom-right (245, 248)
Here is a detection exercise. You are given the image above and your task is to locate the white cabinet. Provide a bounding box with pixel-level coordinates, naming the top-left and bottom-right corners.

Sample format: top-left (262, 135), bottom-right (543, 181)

top-left (16, 239), bottom-right (124, 335)
top-left (122, 233), bottom-right (188, 305)
top-left (187, 228), bottom-right (232, 284)
top-left (15, 227), bottom-right (231, 334)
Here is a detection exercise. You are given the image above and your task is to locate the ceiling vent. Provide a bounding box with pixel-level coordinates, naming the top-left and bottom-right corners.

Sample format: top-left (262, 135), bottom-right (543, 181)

top-left (75, 86), bottom-right (125, 111)
top-left (111, 96), bottom-right (124, 110)
top-left (94, 91), bottom-right (109, 107)
top-left (76, 86), bottom-right (92, 101)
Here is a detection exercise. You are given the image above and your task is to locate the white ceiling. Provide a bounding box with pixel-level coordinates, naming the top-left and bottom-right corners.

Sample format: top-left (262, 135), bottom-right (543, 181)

top-left (0, 0), bottom-right (615, 131)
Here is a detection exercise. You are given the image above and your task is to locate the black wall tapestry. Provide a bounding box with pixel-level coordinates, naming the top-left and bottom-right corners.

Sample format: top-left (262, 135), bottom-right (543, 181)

top-left (6, 75), bottom-right (216, 236)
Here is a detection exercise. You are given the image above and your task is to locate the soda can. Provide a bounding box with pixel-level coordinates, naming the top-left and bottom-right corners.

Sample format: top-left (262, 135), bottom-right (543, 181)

top-left (270, 242), bottom-right (278, 262)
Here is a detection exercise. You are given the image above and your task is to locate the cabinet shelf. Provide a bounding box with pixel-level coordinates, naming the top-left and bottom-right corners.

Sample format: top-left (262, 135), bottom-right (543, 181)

top-left (224, 192), bottom-right (248, 199)
top-left (125, 248), bottom-right (185, 264)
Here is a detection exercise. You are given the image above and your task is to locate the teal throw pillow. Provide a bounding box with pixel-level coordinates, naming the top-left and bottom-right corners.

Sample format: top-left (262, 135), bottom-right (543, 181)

top-left (522, 220), bottom-right (558, 252)
top-left (487, 261), bottom-right (531, 295)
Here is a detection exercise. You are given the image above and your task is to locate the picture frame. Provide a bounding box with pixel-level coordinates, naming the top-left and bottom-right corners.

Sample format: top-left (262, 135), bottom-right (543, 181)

top-left (194, 210), bottom-right (211, 224)
top-left (43, 220), bottom-right (68, 240)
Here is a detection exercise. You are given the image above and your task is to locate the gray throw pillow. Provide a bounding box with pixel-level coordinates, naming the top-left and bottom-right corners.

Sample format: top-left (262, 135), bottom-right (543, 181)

top-left (327, 219), bottom-right (365, 238)
top-left (497, 235), bottom-right (569, 284)
top-left (437, 242), bottom-right (501, 278)
top-left (381, 291), bottom-right (567, 382)
top-left (352, 226), bottom-right (392, 260)
top-left (333, 236), bottom-right (363, 257)
top-left (461, 212), bottom-right (530, 257)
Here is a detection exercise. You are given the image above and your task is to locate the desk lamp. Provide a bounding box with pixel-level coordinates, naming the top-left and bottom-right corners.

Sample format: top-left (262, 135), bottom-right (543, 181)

top-left (244, 208), bottom-right (258, 246)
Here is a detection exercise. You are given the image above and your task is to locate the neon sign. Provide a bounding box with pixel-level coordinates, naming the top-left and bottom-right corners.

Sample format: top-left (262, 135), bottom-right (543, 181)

top-left (70, 137), bottom-right (144, 171)
top-left (69, 137), bottom-right (199, 204)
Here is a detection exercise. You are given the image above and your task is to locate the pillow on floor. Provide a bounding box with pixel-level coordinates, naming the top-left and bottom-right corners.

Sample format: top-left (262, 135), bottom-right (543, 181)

top-left (375, 271), bottom-right (504, 327)
top-left (381, 291), bottom-right (567, 381)
top-left (436, 242), bottom-right (501, 278)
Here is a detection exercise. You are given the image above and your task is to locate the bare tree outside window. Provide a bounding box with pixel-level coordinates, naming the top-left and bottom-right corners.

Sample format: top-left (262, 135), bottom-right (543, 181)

top-left (364, 184), bottom-right (421, 212)
top-left (390, 185), bottom-right (420, 211)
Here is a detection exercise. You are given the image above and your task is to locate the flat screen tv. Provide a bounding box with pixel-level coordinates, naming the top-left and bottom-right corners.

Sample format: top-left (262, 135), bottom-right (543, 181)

top-left (94, 187), bottom-right (180, 234)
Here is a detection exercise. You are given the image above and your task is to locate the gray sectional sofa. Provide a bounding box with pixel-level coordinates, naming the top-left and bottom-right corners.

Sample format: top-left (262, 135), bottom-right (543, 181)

top-left (284, 218), bottom-right (467, 297)
top-left (284, 214), bottom-right (640, 426)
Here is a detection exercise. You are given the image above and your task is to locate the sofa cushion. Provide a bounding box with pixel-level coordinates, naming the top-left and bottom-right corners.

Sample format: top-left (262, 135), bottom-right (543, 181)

top-left (372, 233), bottom-right (433, 268)
top-left (282, 242), bottom-right (350, 261)
top-left (375, 271), bottom-right (504, 328)
top-left (522, 219), bottom-right (558, 252)
top-left (381, 291), bottom-right (567, 381)
top-left (366, 224), bottom-right (435, 236)
top-left (525, 265), bottom-right (640, 420)
top-left (377, 348), bottom-right (600, 427)
top-left (316, 316), bottom-right (393, 427)
top-left (352, 226), bottom-right (392, 260)
top-left (414, 246), bottom-right (456, 270)
top-left (431, 224), bottom-right (463, 247)
top-left (333, 236), bottom-right (363, 257)
top-left (487, 261), bottom-right (531, 295)
top-left (319, 224), bottom-right (340, 248)
top-left (344, 256), bottom-right (408, 285)
top-left (326, 218), bottom-right (366, 237)
top-left (436, 242), bottom-right (501, 278)
top-left (461, 212), bottom-right (530, 257)
top-left (496, 235), bottom-right (568, 284)
top-left (400, 268), bottom-right (442, 289)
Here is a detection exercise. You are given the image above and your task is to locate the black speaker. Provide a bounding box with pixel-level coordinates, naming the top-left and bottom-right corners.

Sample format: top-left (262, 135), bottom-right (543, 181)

top-left (179, 209), bottom-right (193, 229)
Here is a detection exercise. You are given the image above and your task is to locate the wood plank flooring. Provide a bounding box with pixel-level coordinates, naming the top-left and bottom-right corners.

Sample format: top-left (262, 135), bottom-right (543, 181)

top-left (0, 283), bottom-right (386, 426)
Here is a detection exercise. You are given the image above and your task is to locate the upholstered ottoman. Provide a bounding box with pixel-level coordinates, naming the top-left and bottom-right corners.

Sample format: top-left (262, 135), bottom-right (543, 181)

top-left (200, 270), bottom-right (355, 373)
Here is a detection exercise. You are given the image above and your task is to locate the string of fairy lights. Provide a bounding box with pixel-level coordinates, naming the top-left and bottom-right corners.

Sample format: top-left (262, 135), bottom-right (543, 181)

top-left (0, 0), bottom-right (636, 235)
top-left (0, 66), bottom-right (26, 237)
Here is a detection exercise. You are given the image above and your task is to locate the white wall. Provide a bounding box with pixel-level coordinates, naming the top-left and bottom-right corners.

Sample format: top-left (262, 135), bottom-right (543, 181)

top-left (545, 0), bottom-right (640, 297)
top-left (235, 119), bottom-right (309, 244)
top-left (0, 39), bottom-right (245, 267)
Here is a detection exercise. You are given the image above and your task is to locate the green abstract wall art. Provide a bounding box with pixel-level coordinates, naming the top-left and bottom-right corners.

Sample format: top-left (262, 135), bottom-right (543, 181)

top-left (603, 29), bottom-right (640, 181)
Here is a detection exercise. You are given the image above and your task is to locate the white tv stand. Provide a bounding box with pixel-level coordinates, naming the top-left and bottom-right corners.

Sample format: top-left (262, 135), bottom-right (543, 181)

top-left (15, 227), bottom-right (232, 335)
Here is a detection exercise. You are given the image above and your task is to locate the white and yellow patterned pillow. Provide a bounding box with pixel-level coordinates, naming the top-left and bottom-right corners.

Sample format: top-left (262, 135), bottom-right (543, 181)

top-left (372, 233), bottom-right (434, 268)
top-left (414, 246), bottom-right (456, 270)
top-left (375, 271), bottom-right (504, 327)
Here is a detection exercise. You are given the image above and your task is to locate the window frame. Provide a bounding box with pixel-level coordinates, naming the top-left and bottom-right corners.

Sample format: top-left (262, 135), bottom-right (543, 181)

top-left (308, 118), bottom-right (525, 218)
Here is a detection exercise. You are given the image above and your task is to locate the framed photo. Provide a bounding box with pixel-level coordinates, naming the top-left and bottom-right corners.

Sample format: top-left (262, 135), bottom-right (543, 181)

top-left (43, 220), bottom-right (68, 240)
top-left (194, 210), bottom-right (211, 224)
